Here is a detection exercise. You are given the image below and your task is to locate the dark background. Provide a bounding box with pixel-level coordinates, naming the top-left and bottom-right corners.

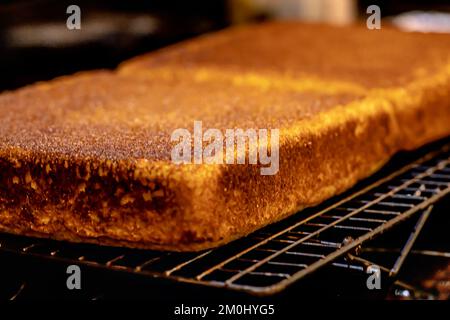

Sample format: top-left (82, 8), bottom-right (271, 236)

top-left (1, 0), bottom-right (450, 91)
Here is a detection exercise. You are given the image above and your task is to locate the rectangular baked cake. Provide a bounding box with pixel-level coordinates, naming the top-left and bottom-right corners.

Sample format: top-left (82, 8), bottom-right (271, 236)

top-left (0, 22), bottom-right (449, 251)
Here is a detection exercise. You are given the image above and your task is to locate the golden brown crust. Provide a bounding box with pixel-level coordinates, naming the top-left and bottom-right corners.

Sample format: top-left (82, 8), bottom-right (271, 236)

top-left (119, 22), bottom-right (450, 89)
top-left (1, 22), bottom-right (450, 251)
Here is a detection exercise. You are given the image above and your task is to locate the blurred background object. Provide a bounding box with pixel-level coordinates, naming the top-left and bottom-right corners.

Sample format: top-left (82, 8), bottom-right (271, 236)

top-left (0, 0), bottom-right (229, 91)
top-left (1, 0), bottom-right (450, 91)
top-left (229, 0), bottom-right (357, 25)
top-left (391, 11), bottom-right (450, 33)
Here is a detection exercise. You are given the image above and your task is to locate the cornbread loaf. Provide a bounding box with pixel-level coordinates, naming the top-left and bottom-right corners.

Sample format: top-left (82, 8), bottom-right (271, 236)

top-left (1, 22), bottom-right (450, 251)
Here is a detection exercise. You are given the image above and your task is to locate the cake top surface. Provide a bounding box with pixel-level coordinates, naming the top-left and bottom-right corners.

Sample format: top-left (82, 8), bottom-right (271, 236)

top-left (0, 70), bottom-right (359, 161)
top-left (1, 22), bottom-right (450, 162)
top-left (121, 22), bottom-right (450, 89)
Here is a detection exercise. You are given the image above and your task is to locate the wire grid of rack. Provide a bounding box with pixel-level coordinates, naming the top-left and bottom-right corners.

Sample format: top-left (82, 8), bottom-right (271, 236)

top-left (333, 204), bottom-right (442, 300)
top-left (0, 143), bottom-right (449, 295)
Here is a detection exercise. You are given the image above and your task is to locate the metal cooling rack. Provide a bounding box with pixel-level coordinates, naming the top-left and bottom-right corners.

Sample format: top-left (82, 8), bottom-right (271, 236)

top-left (332, 205), bottom-right (440, 299)
top-left (0, 143), bottom-right (449, 296)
